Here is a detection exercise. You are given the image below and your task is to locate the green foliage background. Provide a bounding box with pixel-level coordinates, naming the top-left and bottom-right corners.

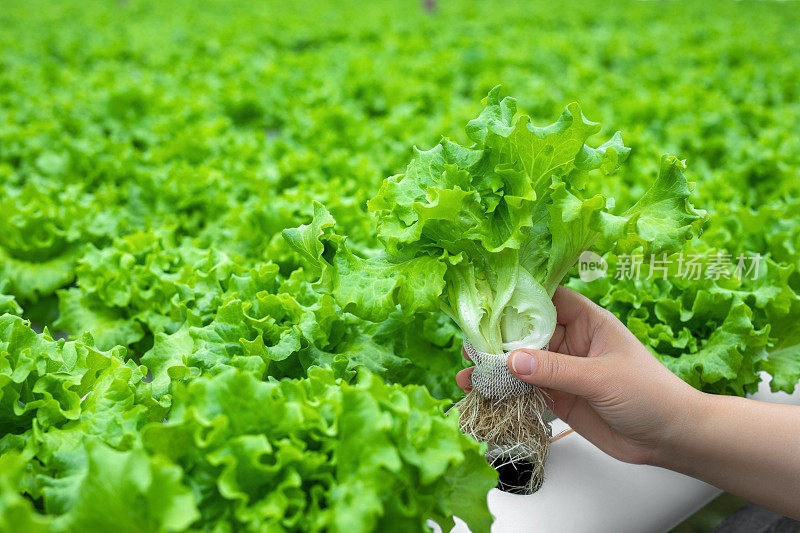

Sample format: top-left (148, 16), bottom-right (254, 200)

top-left (1, 0), bottom-right (799, 531)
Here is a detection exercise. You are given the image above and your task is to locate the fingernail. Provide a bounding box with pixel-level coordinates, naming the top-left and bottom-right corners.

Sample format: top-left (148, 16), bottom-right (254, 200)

top-left (510, 351), bottom-right (536, 376)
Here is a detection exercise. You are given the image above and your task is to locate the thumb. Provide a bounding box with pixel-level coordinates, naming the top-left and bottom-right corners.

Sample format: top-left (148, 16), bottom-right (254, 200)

top-left (508, 349), bottom-right (603, 398)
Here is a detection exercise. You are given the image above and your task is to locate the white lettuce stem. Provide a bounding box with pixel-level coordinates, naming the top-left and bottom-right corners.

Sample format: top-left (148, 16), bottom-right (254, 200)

top-left (442, 256), bottom-right (556, 356)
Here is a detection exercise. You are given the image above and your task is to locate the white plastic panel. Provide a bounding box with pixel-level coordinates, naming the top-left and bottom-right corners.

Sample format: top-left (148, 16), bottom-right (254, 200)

top-left (438, 375), bottom-right (799, 533)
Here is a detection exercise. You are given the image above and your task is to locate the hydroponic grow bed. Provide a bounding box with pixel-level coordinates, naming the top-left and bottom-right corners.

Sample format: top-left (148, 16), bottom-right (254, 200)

top-left (439, 375), bottom-right (800, 533)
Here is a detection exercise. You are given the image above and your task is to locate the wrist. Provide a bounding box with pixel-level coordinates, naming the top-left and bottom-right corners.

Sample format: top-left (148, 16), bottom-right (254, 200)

top-left (650, 386), bottom-right (712, 469)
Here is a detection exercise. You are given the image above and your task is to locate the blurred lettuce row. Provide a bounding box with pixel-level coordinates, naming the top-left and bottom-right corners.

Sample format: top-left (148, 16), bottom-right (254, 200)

top-left (567, 246), bottom-right (800, 396)
top-left (0, 314), bottom-right (495, 532)
top-left (0, 181), bottom-right (113, 303)
top-left (0, 1), bottom-right (799, 530)
top-left (52, 231), bottom-right (257, 353)
top-left (565, 195), bottom-right (800, 397)
top-left (134, 261), bottom-right (468, 401)
top-left (0, 157), bottom-right (376, 317)
top-left (0, 283), bottom-right (21, 317)
top-left (43, 224), bottom-right (466, 400)
top-left (0, 0), bottom-right (798, 405)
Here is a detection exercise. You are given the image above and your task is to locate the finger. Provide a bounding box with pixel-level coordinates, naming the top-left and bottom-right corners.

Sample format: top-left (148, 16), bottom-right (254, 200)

top-left (456, 367), bottom-right (474, 391)
top-left (461, 346), bottom-right (471, 362)
top-left (508, 348), bottom-right (604, 397)
top-left (552, 286), bottom-right (598, 327)
top-left (553, 286), bottom-right (612, 356)
top-left (549, 323), bottom-right (566, 353)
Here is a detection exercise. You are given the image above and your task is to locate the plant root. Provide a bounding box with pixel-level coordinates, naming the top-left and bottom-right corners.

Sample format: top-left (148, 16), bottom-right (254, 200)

top-left (450, 388), bottom-right (551, 494)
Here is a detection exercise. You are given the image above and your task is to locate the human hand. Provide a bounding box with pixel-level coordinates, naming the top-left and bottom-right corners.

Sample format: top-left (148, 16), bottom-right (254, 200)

top-left (455, 286), bottom-right (702, 466)
top-left (457, 286), bottom-right (800, 516)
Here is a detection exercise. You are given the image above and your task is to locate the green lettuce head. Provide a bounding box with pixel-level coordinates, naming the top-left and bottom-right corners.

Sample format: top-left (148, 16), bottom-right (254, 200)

top-left (285, 87), bottom-right (707, 357)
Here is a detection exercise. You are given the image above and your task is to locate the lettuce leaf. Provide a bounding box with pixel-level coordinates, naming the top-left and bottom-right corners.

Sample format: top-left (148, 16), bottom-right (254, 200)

top-left (286, 88), bottom-right (706, 355)
top-left (568, 249), bottom-right (800, 395)
top-left (141, 368), bottom-right (496, 533)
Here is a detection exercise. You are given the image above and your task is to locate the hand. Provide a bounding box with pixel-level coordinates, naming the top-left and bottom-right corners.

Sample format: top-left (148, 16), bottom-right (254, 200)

top-left (457, 286), bottom-right (800, 518)
top-left (456, 285), bottom-right (702, 466)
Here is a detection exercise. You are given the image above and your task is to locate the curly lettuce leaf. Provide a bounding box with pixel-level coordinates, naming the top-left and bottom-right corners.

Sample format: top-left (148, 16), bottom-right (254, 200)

top-left (284, 202), bottom-right (447, 323)
top-left (142, 368), bottom-right (497, 533)
top-left (0, 283), bottom-right (22, 317)
top-left (0, 452), bottom-right (51, 533)
top-left (568, 249), bottom-right (800, 395)
top-left (53, 442), bottom-right (199, 533)
top-left (287, 88), bottom-right (705, 356)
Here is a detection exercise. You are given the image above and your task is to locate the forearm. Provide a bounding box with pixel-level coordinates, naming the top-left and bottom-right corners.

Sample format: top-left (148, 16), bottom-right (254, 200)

top-left (655, 391), bottom-right (800, 519)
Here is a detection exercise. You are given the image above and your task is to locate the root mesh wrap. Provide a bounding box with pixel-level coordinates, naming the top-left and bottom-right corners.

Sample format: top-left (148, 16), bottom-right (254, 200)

top-left (463, 342), bottom-right (535, 400)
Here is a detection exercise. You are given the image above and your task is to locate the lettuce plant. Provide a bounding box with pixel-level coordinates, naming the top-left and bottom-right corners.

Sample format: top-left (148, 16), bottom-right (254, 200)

top-left (0, 315), bottom-right (496, 533)
top-left (286, 87), bottom-right (706, 491)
